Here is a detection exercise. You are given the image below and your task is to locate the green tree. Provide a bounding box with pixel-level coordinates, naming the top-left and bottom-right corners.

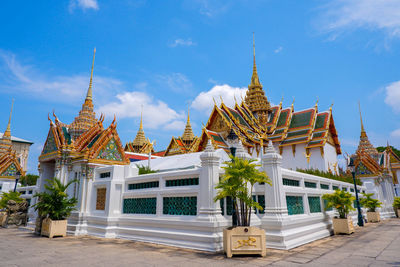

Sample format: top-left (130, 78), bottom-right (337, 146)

top-left (20, 174), bottom-right (39, 186)
top-left (0, 191), bottom-right (24, 209)
top-left (136, 165), bottom-right (158, 175)
top-left (214, 156), bottom-right (271, 226)
top-left (376, 146), bottom-right (400, 158)
top-left (322, 189), bottom-right (355, 219)
top-left (359, 193), bottom-right (382, 212)
top-left (33, 178), bottom-right (78, 220)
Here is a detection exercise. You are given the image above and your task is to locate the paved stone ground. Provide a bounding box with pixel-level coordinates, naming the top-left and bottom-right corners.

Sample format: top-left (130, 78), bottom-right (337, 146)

top-left (0, 219), bottom-right (399, 267)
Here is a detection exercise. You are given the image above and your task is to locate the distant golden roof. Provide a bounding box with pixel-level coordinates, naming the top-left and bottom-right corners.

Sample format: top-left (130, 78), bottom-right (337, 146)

top-left (181, 108), bottom-right (195, 142)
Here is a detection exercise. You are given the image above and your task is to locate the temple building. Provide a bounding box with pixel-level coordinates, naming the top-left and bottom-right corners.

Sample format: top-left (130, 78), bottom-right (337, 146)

top-left (0, 101), bottom-right (31, 192)
top-left (348, 104), bottom-right (399, 210)
top-left (164, 109), bottom-right (200, 156)
top-left (194, 42), bottom-right (341, 173)
top-left (38, 48), bottom-right (129, 199)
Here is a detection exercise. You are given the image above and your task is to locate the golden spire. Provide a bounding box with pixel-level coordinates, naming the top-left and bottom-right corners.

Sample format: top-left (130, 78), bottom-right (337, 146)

top-left (132, 109), bottom-right (146, 146)
top-left (356, 101), bottom-right (378, 156)
top-left (3, 99), bottom-right (14, 138)
top-left (245, 33), bottom-right (270, 119)
top-left (182, 105), bottom-right (195, 142)
top-left (358, 101), bottom-right (366, 138)
top-left (250, 32), bottom-right (261, 86)
top-left (86, 47), bottom-right (96, 101)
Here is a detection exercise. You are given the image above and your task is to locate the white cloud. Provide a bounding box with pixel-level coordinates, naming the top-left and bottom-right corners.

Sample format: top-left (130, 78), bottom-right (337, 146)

top-left (384, 80), bottom-right (400, 112)
top-left (69, 0), bottom-right (99, 12)
top-left (191, 84), bottom-right (247, 114)
top-left (97, 91), bottom-right (185, 129)
top-left (155, 73), bottom-right (193, 93)
top-left (0, 50), bottom-right (121, 105)
top-left (340, 138), bottom-right (358, 148)
top-left (168, 39), bottom-right (196, 48)
top-left (391, 129), bottom-right (400, 138)
top-left (317, 0), bottom-right (400, 40)
top-left (274, 46), bottom-right (283, 54)
top-left (183, 0), bottom-right (229, 17)
top-left (163, 120), bottom-right (186, 131)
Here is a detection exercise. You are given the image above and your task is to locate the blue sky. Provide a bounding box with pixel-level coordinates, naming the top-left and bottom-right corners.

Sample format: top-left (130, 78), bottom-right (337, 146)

top-left (1, 0), bottom-right (400, 174)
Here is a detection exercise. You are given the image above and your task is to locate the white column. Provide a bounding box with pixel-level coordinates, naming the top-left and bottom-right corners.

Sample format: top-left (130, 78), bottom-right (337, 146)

top-left (197, 140), bottom-right (224, 222)
top-left (262, 141), bottom-right (288, 217)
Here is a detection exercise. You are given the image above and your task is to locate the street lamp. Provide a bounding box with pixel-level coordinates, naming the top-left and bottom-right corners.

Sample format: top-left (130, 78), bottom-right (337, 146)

top-left (347, 157), bottom-right (364, 227)
top-left (13, 171), bottom-right (21, 192)
top-left (226, 128), bottom-right (238, 227)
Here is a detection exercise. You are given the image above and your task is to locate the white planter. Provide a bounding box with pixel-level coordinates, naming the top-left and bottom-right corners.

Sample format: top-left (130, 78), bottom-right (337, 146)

top-left (41, 218), bottom-right (67, 238)
top-left (367, 211), bottom-right (380, 223)
top-left (332, 217), bottom-right (354, 235)
top-left (223, 226), bottom-right (266, 258)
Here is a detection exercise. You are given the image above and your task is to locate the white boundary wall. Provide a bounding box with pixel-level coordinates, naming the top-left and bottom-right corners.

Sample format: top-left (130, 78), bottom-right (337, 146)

top-left (56, 142), bottom-right (396, 251)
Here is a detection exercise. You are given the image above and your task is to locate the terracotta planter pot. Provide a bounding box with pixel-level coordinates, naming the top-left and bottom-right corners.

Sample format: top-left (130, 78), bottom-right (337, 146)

top-left (332, 217), bottom-right (354, 235)
top-left (367, 211), bottom-right (380, 223)
top-left (223, 226), bottom-right (266, 258)
top-left (41, 218), bottom-right (67, 238)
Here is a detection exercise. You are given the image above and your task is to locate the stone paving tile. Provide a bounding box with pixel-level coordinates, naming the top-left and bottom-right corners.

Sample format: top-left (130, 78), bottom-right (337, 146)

top-left (1, 219), bottom-right (400, 266)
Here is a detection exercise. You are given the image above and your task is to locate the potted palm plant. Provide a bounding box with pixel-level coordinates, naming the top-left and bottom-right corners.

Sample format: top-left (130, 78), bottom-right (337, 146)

top-left (360, 193), bottom-right (382, 223)
top-left (393, 197), bottom-right (400, 218)
top-left (322, 189), bottom-right (356, 235)
top-left (214, 156), bottom-right (271, 258)
top-left (33, 178), bottom-right (77, 238)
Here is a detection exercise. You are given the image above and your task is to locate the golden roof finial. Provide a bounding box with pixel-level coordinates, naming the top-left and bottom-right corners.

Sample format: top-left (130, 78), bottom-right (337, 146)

top-left (358, 101), bottom-right (366, 137)
top-left (219, 95), bottom-right (224, 104)
top-left (139, 105), bottom-right (143, 131)
top-left (291, 97), bottom-right (295, 108)
top-left (86, 47), bottom-right (96, 101)
top-left (3, 99), bottom-right (14, 138)
top-left (250, 32), bottom-right (261, 87)
top-left (315, 97), bottom-right (319, 108)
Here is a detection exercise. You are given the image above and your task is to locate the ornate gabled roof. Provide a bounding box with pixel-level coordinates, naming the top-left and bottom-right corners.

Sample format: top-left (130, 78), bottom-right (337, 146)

top-left (69, 48), bottom-right (98, 140)
top-left (0, 147), bottom-right (25, 179)
top-left (39, 50), bottom-right (128, 165)
top-left (355, 149), bottom-right (382, 176)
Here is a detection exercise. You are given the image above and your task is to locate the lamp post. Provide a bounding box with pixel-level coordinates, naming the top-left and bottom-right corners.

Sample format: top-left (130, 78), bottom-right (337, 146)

top-left (347, 157), bottom-right (364, 227)
top-left (13, 171), bottom-right (21, 192)
top-left (226, 128), bottom-right (238, 227)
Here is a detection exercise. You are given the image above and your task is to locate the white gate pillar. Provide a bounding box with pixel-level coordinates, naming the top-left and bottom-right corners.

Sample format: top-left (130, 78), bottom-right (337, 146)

top-left (262, 141), bottom-right (288, 216)
top-left (197, 141), bottom-right (224, 222)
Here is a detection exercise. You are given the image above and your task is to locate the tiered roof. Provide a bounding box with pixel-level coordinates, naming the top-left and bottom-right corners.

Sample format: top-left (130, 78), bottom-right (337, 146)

top-left (39, 49), bottom-right (128, 165)
top-left (198, 99), bottom-right (340, 156)
top-left (196, 39), bottom-right (341, 156)
top-left (0, 100), bottom-right (25, 178)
